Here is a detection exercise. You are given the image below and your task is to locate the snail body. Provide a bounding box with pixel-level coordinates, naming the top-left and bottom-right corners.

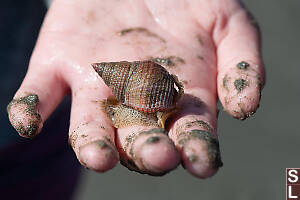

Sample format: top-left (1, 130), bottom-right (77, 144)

top-left (92, 60), bottom-right (184, 128)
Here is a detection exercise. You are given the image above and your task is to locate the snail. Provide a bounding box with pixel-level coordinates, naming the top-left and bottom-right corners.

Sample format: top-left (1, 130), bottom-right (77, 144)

top-left (92, 60), bottom-right (184, 128)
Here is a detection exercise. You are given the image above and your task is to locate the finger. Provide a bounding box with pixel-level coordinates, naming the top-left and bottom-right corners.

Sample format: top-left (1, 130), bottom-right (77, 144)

top-left (69, 83), bottom-right (119, 172)
top-left (7, 63), bottom-right (67, 138)
top-left (214, 5), bottom-right (266, 119)
top-left (169, 88), bottom-right (223, 178)
top-left (92, 61), bottom-right (181, 175)
top-left (116, 125), bottom-right (180, 176)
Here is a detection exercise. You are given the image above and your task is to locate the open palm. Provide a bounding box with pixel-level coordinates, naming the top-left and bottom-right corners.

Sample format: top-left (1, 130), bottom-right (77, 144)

top-left (8, 0), bottom-right (265, 178)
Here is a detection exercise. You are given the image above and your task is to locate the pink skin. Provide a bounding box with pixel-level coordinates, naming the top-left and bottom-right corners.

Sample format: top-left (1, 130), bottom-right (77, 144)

top-left (7, 0), bottom-right (265, 177)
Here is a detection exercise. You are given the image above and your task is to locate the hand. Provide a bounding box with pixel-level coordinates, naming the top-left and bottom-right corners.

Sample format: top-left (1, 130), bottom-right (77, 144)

top-left (7, 0), bottom-right (265, 178)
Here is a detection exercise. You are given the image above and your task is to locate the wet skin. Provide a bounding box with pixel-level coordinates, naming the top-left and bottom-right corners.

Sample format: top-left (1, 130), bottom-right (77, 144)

top-left (7, 0), bottom-right (265, 178)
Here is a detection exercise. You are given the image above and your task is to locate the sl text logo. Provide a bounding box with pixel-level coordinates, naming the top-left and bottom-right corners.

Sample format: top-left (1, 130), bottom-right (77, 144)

top-left (287, 168), bottom-right (300, 200)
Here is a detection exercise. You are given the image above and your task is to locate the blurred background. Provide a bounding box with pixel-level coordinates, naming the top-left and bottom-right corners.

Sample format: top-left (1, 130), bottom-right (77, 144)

top-left (1, 0), bottom-right (299, 199)
top-left (73, 0), bottom-right (300, 199)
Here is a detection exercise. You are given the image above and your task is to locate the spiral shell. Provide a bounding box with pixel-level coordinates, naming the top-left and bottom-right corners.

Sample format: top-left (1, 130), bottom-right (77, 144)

top-left (92, 60), bottom-right (180, 113)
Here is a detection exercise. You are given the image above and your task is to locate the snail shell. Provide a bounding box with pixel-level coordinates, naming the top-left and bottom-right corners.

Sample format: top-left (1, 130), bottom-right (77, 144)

top-left (92, 60), bottom-right (182, 113)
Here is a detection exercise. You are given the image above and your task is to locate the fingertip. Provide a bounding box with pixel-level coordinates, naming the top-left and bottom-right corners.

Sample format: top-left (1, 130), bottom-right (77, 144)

top-left (118, 127), bottom-right (180, 175)
top-left (181, 138), bottom-right (222, 178)
top-left (222, 88), bottom-right (261, 120)
top-left (7, 94), bottom-right (43, 138)
top-left (79, 140), bottom-right (119, 172)
top-left (172, 120), bottom-right (222, 178)
top-left (218, 60), bottom-right (263, 120)
top-left (140, 137), bottom-right (180, 174)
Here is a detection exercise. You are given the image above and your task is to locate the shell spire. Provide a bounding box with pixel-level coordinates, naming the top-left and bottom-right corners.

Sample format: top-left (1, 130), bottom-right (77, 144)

top-left (92, 61), bottom-right (133, 103)
top-left (92, 63), bottom-right (104, 77)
